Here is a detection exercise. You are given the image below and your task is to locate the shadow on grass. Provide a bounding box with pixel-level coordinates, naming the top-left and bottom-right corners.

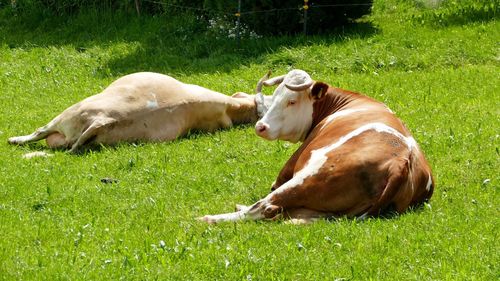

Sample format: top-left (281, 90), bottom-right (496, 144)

top-left (322, 202), bottom-right (430, 223)
top-left (0, 8), bottom-right (378, 76)
top-left (12, 123), bottom-right (256, 155)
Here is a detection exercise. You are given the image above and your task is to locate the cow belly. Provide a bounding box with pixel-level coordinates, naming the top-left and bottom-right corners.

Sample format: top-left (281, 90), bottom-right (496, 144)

top-left (93, 103), bottom-right (230, 144)
top-left (94, 113), bottom-right (185, 144)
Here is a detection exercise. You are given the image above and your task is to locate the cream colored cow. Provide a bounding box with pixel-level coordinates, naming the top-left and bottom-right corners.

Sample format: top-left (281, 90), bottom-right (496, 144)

top-left (8, 72), bottom-right (271, 153)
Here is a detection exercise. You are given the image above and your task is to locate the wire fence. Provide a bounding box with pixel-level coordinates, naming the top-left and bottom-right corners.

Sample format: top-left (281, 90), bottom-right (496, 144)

top-left (137, 0), bottom-right (373, 39)
top-left (140, 0), bottom-right (371, 15)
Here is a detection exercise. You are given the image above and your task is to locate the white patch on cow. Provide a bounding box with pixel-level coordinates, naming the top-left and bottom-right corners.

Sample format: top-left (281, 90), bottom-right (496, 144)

top-left (273, 123), bottom-right (417, 196)
top-left (406, 136), bottom-right (417, 151)
top-left (321, 108), bottom-right (368, 130)
top-left (426, 174), bottom-right (432, 191)
top-left (146, 92), bottom-right (158, 109)
top-left (321, 106), bottom-right (396, 131)
top-left (257, 87), bottom-right (314, 142)
top-left (22, 151), bottom-right (53, 159)
top-left (256, 70), bottom-right (316, 142)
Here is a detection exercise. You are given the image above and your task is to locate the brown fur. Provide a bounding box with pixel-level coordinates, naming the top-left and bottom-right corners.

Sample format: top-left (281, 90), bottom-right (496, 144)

top-left (266, 84), bottom-right (434, 219)
top-left (200, 74), bottom-right (434, 224)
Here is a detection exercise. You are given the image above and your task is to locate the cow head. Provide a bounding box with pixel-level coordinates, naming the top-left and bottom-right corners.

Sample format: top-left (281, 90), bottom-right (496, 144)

top-left (231, 70), bottom-right (273, 121)
top-left (255, 69), bottom-right (326, 143)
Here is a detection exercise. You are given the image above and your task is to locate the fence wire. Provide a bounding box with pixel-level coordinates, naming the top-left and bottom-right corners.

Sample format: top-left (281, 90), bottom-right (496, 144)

top-left (141, 0), bottom-right (216, 13)
top-left (140, 0), bottom-right (372, 16)
top-left (138, 0), bottom-right (373, 41)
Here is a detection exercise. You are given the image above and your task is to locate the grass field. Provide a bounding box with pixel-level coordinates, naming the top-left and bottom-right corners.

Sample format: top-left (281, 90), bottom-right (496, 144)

top-left (0, 0), bottom-right (498, 279)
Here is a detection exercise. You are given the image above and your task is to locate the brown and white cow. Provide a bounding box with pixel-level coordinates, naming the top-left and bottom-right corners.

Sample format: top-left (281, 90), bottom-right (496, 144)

top-left (8, 72), bottom-right (271, 153)
top-left (200, 69), bottom-right (434, 223)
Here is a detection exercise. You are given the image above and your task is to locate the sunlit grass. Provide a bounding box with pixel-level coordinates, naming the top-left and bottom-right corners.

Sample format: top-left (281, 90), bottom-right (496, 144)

top-left (0, 0), bottom-right (498, 279)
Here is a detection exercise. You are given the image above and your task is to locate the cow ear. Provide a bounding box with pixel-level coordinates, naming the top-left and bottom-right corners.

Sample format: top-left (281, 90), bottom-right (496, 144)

top-left (311, 82), bottom-right (328, 100)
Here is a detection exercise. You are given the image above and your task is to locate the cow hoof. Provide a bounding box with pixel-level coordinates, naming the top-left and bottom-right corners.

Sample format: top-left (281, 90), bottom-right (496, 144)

top-left (8, 136), bottom-right (22, 144)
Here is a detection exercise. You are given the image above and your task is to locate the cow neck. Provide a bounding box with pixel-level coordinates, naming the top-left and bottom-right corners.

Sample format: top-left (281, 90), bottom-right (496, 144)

top-left (306, 87), bottom-right (366, 140)
top-left (312, 89), bottom-right (353, 126)
top-left (228, 99), bottom-right (259, 124)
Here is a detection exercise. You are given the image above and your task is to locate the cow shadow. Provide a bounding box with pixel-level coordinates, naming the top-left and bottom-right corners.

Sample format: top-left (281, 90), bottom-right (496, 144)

top-left (323, 203), bottom-right (430, 224)
top-left (13, 123), bottom-right (256, 155)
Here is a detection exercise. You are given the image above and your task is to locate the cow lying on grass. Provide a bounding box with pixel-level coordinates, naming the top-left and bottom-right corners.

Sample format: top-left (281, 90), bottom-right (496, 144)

top-left (200, 69), bottom-right (434, 224)
top-left (8, 72), bottom-right (271, 153)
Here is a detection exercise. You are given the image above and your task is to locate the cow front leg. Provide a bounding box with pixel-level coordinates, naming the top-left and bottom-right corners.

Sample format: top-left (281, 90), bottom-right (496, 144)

top-left (199, 171), bottom-right (318, 224)
top-left (199, 198), bottom-right (283, 224)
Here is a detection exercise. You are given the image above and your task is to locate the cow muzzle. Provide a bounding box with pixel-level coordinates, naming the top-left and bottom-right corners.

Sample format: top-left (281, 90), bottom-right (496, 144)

top-left (255, 121), bottom-right (271, 139)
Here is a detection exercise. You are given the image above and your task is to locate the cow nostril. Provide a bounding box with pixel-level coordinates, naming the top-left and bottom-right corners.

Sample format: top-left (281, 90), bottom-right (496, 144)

top-left (256, 124), bottom-right (267, 133)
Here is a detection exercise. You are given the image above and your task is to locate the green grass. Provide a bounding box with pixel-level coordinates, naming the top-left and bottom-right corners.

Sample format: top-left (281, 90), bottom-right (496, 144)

top-left (0, 0), bottom-right (498, 279)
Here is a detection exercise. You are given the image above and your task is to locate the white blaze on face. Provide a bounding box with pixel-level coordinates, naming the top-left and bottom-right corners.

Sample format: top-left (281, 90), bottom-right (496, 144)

top-left (256, 70), bottom-right (315, 143)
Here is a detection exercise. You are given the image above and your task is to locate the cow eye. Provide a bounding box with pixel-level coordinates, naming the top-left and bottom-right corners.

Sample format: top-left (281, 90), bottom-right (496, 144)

top-left (288, 100), bottom-right (297, 106)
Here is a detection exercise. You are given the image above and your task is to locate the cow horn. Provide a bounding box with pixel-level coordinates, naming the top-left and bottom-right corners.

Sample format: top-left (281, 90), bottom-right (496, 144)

top-left (263, 75), bottom-right (285, 87)
top-left (285, 79), bottom-right (314, 91)
top-left (255, 70), bottom-right (272, 94)
top-left (255, 93), bottom-right (266, 118)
